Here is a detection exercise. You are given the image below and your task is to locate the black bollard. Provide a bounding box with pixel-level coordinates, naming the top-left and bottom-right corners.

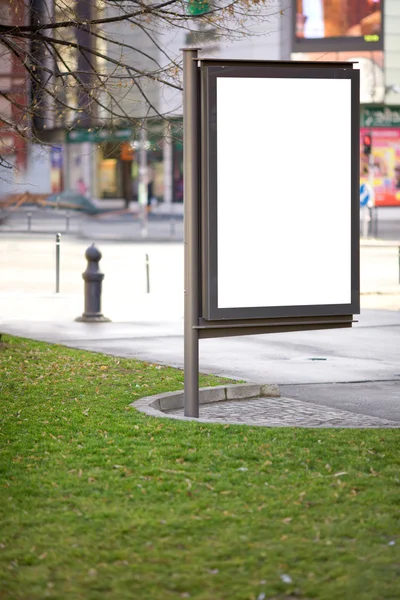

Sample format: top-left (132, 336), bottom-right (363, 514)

top-left (75, 244), bottom-right (110, 322)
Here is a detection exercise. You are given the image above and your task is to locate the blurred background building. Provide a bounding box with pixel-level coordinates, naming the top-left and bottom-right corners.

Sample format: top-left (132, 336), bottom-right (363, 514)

top-left (1, 0), bottom-right (400, 209)
top-left (0, 0), bottom-right (290, 206)
top-left (293, 0), bottom-right (400, 208)
top-left (0, 0), bottom-right (36, 187)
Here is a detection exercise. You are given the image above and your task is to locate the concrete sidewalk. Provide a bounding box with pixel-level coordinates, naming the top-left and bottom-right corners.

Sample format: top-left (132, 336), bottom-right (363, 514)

top-left (1, 302), bottom-right (400, 426)
top-left (1, 236), bottom-right (399, 427)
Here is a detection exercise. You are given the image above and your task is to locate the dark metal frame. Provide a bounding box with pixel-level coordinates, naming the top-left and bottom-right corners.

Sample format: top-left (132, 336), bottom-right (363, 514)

top-left (183, 53), bottom-right (360, 418)
top-left (291, 0), bottom-right (384, 53)
top-left (195, 315), bottom-right (354, 339)
top-left (200, 60), bottom-right (360, 322)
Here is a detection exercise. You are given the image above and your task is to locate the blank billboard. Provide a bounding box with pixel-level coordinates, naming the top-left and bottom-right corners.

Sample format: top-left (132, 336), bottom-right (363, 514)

top-left (201, 64), bottom-right (359, 320)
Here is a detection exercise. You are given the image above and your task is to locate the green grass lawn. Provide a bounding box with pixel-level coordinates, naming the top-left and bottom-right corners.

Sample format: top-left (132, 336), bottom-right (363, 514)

top-left (0, 335), bottom-right (399, 600)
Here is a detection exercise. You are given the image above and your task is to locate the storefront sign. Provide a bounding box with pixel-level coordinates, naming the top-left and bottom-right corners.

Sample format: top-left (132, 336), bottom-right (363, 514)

top-left (187, 0), bottom-right (209, 15)
top-left (362, 106), bottom-right (400, 128)
top-left (66, 128), bottom-right (134, 144)
top-left (293, 0), bottom-right (383, 52)
top-left (360, 127), bottom-right (400, 206)
top-left (120, 142), bottom-right (135, 161)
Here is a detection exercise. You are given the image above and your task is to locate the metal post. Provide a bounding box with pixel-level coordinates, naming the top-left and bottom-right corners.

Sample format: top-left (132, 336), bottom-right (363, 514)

top-left (362, 154), bottom-right (374, 238)
top-left (65, 211), bottom-right (70, 233)
top-left (170, 218), bottom-right (176, 238)
top-left (369, 206), bottom-right (374, 237)
top-left (27, 211), bottom-right (32, 231)
top-left (369, 207), bottom-right (374, 237)
top-left (368, 153), bottom-right (374, 237)
top-left (183, 48), bottom-right (200, 418)
top-left (55, 233), bottom-right (61, 293)
top-left (362, 206), bottom-right (369, 238)
top-left (145, 253), bottom-right (150, 293)
top-left (139, 123), bottom-right (148, 237)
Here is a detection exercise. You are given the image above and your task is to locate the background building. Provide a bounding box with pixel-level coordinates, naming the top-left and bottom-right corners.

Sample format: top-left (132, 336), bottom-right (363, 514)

top-left (0, 0), bottom-right (53, 197)
top-left (60, 1), bottom-right (292, 210)
top-left (0, 0), bottom-right (292, 206)
top-left (291, 0), bottom-right (400, 207)
top-left (3, 1), bottom-right (400, 209)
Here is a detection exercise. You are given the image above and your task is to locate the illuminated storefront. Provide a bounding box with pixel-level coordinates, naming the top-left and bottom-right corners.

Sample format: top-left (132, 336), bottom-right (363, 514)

top-left (291, 1), bottom-right (400, 207)
top-left (360, 107), bottom-right (400, 206)
top-left (293, 0), bottom-right (383, 52)
top-left (291, 1), bottom-right (385, 104)
top-left (65, 123), bottom-right (183, 206)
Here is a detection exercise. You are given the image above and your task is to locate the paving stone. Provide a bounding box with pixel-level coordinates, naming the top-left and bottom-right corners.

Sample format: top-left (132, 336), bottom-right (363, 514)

top-left (167, 397), bottom-right (399, 428)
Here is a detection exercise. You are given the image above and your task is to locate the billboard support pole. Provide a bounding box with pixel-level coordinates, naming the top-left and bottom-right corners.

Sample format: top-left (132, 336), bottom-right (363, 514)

top-left (183, 48), bottom-right (200, 418)
top-left (368, 153), bottom-right (375, 237)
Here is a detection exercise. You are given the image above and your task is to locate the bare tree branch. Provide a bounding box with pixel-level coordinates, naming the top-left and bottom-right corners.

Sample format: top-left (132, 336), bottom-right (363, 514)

top-left (0, 0), bottom-right (280, 151)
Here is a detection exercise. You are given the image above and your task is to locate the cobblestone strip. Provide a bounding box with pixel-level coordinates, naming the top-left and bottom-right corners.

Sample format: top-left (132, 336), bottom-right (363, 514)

top-left (167, 397), bottom-right (400, 428)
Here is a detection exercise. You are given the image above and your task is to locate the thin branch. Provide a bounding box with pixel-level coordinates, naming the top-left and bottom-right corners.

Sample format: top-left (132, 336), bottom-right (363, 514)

top-left (10, 30), bottom-right (183, 90)
top-left (50, 40), bottom-right (138, 122)
top-left (84, 24), bottom-right (164, 69)
top-left (128, 18), bottom-right (181, 70)
top-left (0, 0), bottom-right (182, 33)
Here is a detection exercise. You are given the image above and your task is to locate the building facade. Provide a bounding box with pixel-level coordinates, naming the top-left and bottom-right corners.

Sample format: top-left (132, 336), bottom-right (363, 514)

top-left (4, 1), bottom-right (398, 208)
top-left (0, 1), bottom-right (292, 206)
top-left (292, 0), bottom-right (400, 207)
top-left (61, 1), bottom-right (292, 209)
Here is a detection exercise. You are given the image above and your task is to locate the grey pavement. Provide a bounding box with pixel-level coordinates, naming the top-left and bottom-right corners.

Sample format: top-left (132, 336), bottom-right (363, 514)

top-left (1, 235), bottom-right (400, 427)
top-left (1, 205), bottom-right (399, 243)
top-left (167, 396), bottom-right (400, 428)
top-left (0, 207), bottom-right (184, 241)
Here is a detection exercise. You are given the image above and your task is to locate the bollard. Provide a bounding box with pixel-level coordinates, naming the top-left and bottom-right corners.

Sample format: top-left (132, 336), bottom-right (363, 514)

top-left (65, 211), bottom-right (70, 233)
top-left (145, 253), bottom-right (150, 293)
top-left (27, 211), bottom-right (32, 232)
top-left (372, 207), bottom-right (378, 238)
top-left (170, 218), bottom-right (176, 238)
top-left (362, 206), bottom-right (370, 238)
top-left (75, 244), bottom-right (110, 322)
top-left (55, 233), bottom-right (61, 293)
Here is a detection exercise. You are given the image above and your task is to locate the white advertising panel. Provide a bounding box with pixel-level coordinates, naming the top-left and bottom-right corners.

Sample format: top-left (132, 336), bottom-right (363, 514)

top-left (216, 76), bottom-right (352, 310)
